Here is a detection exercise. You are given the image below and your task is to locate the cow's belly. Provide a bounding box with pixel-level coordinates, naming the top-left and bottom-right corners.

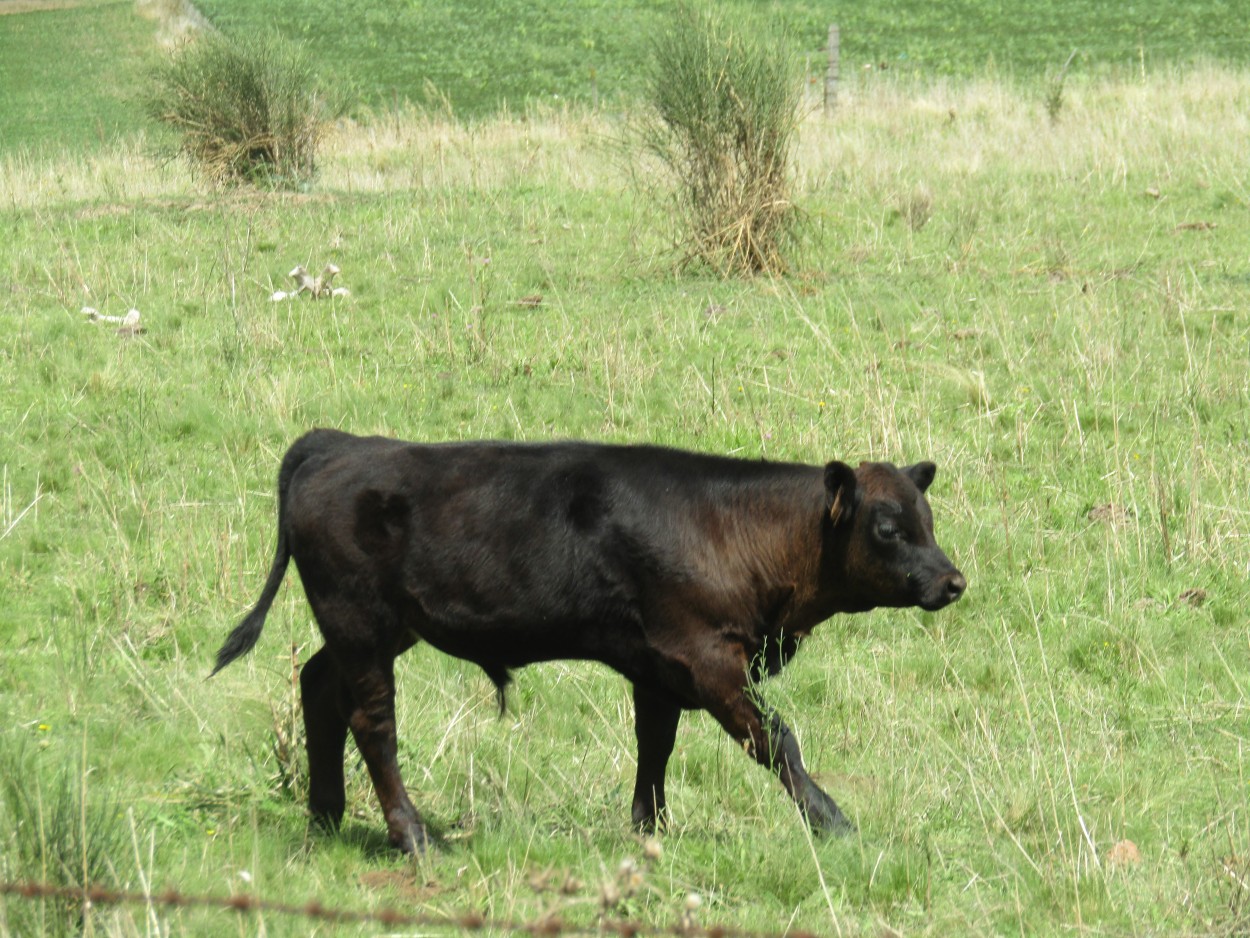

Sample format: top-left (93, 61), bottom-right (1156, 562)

top-left (400, 583), bottom-right (643, 669)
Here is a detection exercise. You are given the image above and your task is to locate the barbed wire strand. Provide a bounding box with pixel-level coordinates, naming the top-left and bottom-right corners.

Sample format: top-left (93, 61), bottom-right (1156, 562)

top-left (0, 880), bottom-right (826, 938)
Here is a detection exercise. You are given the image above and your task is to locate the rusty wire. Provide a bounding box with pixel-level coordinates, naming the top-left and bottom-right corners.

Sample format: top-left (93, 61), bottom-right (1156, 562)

top-left (0, 879), bottom-right (825, 938)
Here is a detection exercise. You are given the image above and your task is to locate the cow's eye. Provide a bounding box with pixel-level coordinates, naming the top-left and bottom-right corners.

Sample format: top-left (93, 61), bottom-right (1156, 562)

top-left (876, 521), bottom-right (901, 541)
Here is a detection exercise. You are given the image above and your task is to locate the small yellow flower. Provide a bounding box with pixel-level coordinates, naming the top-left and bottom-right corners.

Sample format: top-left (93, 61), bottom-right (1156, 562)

top-left (37, 723), bottom-right (50, 733)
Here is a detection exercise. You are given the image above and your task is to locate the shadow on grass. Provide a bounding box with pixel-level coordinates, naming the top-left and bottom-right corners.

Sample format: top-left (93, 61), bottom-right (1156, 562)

top-left (310, 817), bottom-right (458, 860)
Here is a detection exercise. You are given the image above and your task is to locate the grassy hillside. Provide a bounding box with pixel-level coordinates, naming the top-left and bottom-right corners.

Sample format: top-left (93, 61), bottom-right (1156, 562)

top-left (195, 0), bottom-right (1246, 114)
top-left (0, 0), bottom-right (160, 154)
top-left (2, 68), bottom-right (1248, 936)
top-left (1, 0), bottom-right (1245, 154)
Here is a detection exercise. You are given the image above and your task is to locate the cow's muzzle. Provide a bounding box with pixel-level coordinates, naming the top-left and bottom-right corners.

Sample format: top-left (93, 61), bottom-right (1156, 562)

top-left (919, 570), bottom-right (967, 611)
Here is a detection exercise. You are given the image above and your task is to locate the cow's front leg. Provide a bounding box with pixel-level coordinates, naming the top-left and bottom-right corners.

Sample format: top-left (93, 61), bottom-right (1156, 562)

top-left (695, 649), bottom-right (852, 834)
top-left (758, 707), bottom-right (853, 833)
top-left (342, 657), bottom-right (428, 853)
top-left (631, 684), bottom-right (681, 832)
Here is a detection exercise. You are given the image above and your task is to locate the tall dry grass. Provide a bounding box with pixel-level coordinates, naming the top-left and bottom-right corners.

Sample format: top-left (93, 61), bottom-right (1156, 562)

top-left (7, 67), bottom-right (1247, 205)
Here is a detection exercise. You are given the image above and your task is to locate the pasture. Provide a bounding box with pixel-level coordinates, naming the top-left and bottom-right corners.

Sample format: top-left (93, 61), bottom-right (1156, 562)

top-left (193, 0), bottom-right (1247, 114)
top-left (2, 0), bottom-right (1247, 151)
top-left (2, 5), bottom-right (1250, 937)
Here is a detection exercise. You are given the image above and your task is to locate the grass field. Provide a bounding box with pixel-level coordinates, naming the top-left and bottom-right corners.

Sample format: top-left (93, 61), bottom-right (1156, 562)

top-left (0, 0), bottom-right (160, 155)
top-left (192, 0), bottom-right (1248, 114)
top-left (2, 13), bottom-right (1250, 938)
top-left (2, 0), bottom-right (1247, 153)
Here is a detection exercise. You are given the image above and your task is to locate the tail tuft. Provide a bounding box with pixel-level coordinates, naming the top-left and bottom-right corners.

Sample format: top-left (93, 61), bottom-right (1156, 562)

top-left (210, 607), bottom-right (268, 677)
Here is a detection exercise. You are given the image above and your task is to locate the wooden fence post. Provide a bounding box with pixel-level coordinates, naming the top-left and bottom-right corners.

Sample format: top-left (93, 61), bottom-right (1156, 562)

top-left (824, 24), bottom-right (840, 116)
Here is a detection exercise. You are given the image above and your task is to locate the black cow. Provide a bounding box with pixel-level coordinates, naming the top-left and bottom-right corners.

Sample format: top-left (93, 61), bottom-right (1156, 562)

top-left (213, 429), bottom-right (966, 852)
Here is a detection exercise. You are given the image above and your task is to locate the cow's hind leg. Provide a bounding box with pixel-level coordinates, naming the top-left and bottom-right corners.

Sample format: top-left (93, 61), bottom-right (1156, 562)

top-left (340, 653), bottom-right (428, 853)
top-left (300, 647), bottom-right (350, 832)
top-left (631, 684), bottom-right (681, 832)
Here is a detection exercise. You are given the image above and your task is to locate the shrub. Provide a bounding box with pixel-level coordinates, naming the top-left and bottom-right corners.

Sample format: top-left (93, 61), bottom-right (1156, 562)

top-left (145, 31), bottom-right (343, 187)
top-left (633, 4), bottom-right (802, 275)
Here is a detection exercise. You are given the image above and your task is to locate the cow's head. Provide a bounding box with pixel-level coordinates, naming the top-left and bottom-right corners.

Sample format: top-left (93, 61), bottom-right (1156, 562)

top-left (823, 460), bottom-right (966, 612)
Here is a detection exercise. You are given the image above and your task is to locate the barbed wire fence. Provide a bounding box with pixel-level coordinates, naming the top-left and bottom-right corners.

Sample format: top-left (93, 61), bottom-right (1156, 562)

top-left (0, 878), bottom-right (831, 938)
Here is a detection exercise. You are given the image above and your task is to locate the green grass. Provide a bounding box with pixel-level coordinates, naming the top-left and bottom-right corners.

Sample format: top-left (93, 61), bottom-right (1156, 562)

top-left (193, 0), bottom-right (1247, 114)
top-left (4, 0), bottom-right (1245, 157)
top-left (0, 0), bottom-right (160, 155)
top-left (2, 66), bottom-right (1250, 936)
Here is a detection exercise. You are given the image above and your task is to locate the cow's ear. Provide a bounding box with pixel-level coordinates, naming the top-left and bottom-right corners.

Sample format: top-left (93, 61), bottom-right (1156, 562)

top-left (824, 461), bottom-right (858, 526)
top-left (904, 461), bottom-right (937, 493)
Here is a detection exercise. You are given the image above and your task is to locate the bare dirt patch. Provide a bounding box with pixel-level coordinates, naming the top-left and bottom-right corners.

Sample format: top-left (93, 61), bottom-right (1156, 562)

top-left (0, 0), bottom-right (211, 47)
top-left (0, 0), bottom-right (97, 14)
top-left (135, 0), bottom-right (211, 45)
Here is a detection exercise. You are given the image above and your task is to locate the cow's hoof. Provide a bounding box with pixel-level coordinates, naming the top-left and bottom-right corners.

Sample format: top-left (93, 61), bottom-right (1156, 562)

top-left (822, 813), bottom-right (856, 836)
top-left (308, 807), bottom-right (345, 833)
top-left (631, 810), bottom-right (669, 835)
top-left (390, 821), bottom-right (430, 855)
top-left (808, 805), bottom-right (855, 836)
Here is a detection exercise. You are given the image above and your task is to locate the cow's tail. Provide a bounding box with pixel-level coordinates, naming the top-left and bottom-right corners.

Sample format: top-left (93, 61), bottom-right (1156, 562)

top-left (210, 432), bottom-right (326, 677)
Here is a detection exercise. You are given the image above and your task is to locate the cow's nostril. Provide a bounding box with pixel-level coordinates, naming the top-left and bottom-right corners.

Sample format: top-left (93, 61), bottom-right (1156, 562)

top-left (947, 573), bottom-right (967, 600)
